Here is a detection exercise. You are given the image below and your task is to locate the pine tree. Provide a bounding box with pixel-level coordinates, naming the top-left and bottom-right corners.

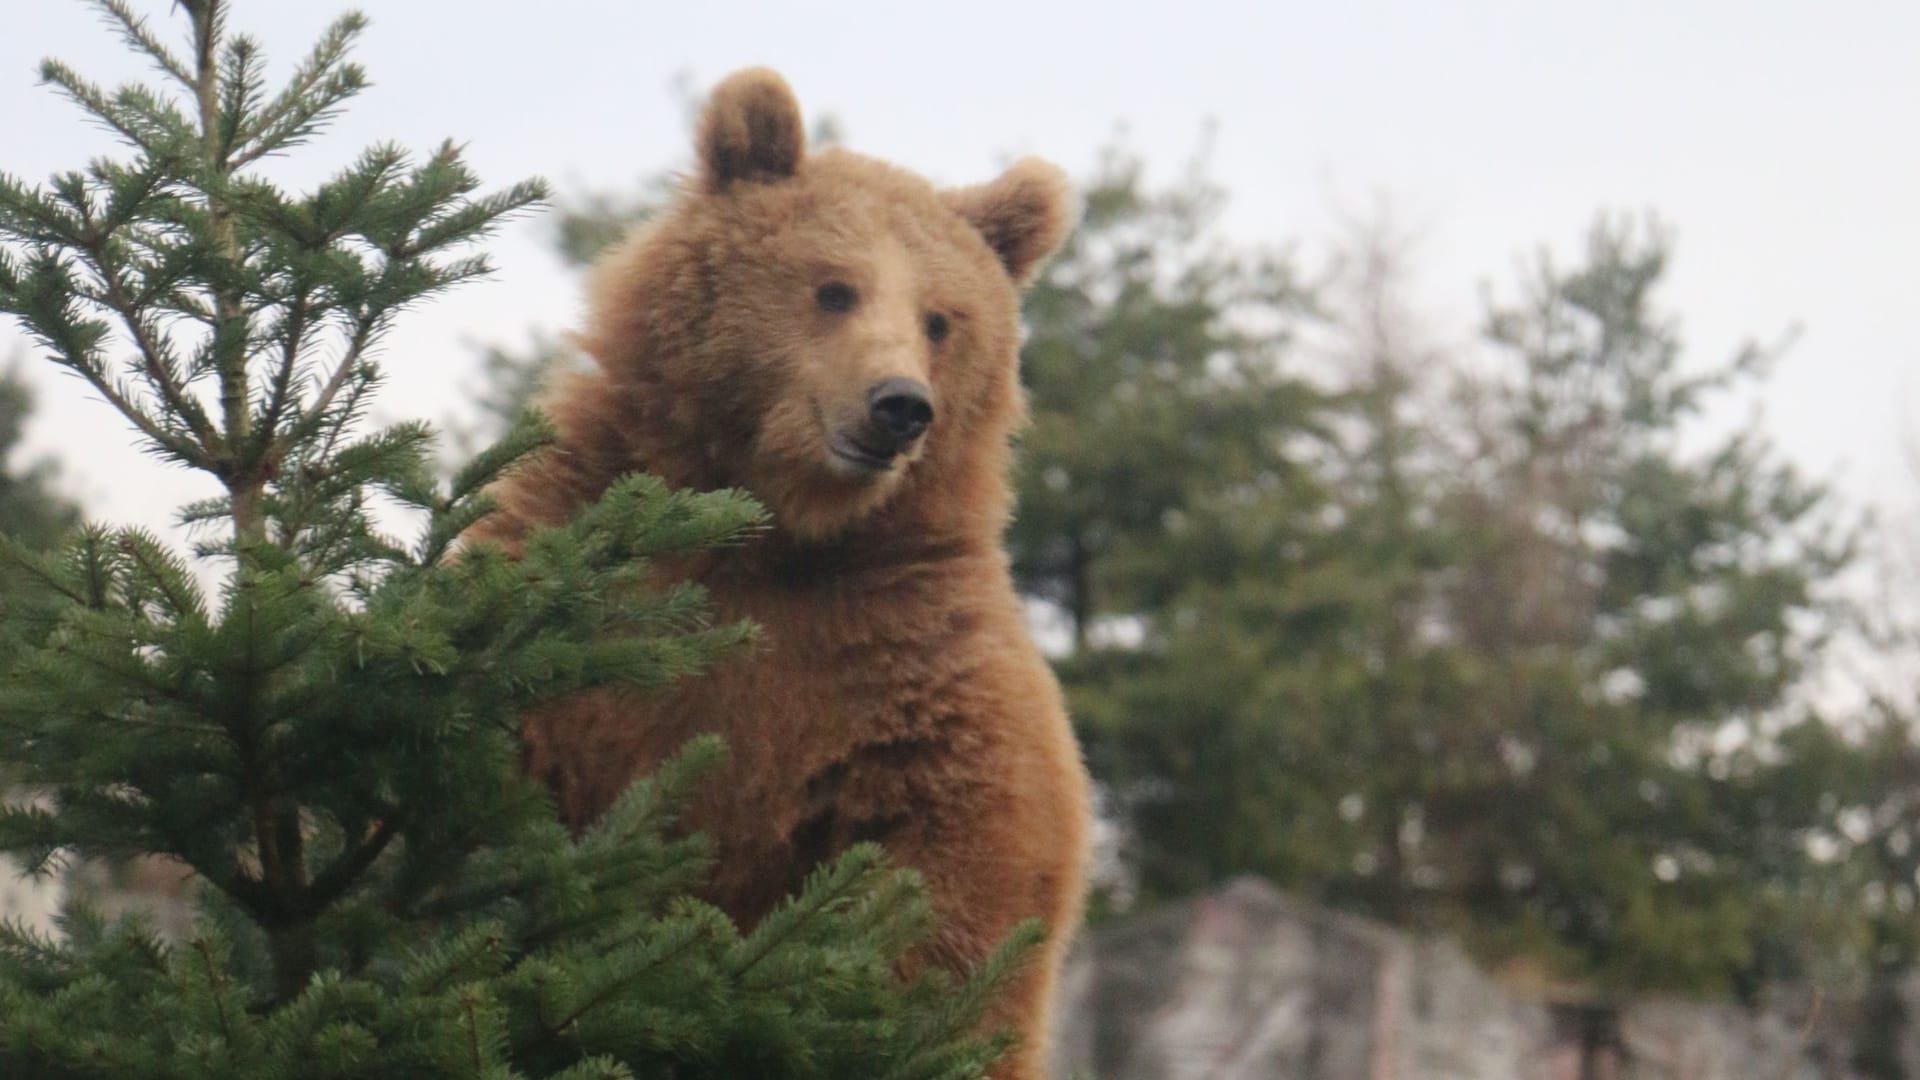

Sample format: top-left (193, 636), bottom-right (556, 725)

top-left (0, 362), bottom-right (81, 645)
top-left (1009, 146), bottom-right (1324, 651)
top-left (0, 364), bottom-right (82, 927)
top-left (1435, 217), bottom-right (1855, 991)
top-left (0, 4), bottom-right (1028, 1076)
top-left (0, 365), bottom-right (78, 555)
top-left (1011, 171), bottom-right (1866, 995)
top-left (996, 150), bottom-right (1350, 913)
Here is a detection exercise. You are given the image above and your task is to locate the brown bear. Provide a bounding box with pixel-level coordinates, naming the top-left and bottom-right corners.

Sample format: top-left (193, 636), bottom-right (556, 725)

top-left (469, 68), bottom-right (1092, 1078)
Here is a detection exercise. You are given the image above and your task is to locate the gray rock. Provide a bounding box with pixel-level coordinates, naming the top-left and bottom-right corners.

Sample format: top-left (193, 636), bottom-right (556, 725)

top-left (1051, 877), bottom-right (1860, 1080)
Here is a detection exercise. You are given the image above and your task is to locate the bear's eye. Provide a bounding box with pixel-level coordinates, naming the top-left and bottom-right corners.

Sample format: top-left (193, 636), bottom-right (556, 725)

top-left (924, 312), bottom-right (950, 344)
top-left (816, 281), bottom-right (858, 313)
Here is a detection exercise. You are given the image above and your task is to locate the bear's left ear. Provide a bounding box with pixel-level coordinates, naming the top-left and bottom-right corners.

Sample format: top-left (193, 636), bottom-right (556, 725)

top-left (697, 67), bottom-right (805, 192)
top-left (943, 158), bottom-right (1078, 287)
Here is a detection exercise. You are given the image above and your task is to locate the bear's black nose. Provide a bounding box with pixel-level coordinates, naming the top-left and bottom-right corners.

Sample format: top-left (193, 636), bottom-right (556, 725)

top-left (868, 377), bottom-right (934, 449)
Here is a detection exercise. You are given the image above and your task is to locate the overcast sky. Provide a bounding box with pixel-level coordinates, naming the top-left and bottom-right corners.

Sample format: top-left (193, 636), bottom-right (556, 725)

top-left (3, 0), bottom-right (1917, 539)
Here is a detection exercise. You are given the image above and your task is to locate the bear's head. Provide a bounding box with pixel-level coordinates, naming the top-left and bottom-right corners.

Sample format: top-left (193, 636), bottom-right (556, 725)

top-left (575, 68), bottom-right (1075, 543)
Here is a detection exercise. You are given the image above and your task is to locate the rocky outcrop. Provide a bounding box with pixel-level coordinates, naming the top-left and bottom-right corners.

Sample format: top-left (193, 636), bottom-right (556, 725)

top-left (1051, 877), bottom-right (1882, 1080)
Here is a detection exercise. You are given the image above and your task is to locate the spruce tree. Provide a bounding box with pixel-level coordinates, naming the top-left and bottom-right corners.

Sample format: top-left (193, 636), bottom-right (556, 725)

top-left (0, 4), bottom-right (1027, 1076)
top-left (0, 364), bottom-right (81, 927)
top-left (0, 366), bottom-right (78, 557)
top-left (1004, 149), bottom-right (1338, 906)
top-left (1009, 167), bottom-right (1864, 994)
top-left (1435, 217), bottom-right (1855, 992)
top-left (0, 363), bottom-right (81, 648)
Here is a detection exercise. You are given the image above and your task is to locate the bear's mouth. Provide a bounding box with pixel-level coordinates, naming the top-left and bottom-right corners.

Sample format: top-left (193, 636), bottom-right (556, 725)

top-left (828, 434), bottom-right (897, 475)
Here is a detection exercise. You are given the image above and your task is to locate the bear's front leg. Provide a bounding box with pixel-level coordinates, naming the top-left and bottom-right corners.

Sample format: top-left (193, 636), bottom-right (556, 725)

top-left (911, 852), bottom-right (1081, 1080)
top-left (875, 778), bottom-right (1087, 1080)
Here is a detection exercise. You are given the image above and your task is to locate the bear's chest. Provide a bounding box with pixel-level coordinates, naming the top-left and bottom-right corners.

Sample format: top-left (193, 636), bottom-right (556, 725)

top-left (666, 573), bottom-right (1015, 919)
top-left (702, 573), bottom-right (993, 748)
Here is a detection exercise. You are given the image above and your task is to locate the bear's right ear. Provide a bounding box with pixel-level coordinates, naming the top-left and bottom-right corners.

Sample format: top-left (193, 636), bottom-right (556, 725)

top-left (943, 158), bottom-right (1078, 287)
top-left (697, 68), bottom-right (805, 192)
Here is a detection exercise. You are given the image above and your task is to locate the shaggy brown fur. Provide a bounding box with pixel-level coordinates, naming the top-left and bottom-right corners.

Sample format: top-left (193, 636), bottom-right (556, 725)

top-left (469, 69), bottom-right (1091, 1078)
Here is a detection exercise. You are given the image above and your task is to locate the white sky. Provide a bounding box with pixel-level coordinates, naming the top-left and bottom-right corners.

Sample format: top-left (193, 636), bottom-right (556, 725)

top-left (3, 0), bottom-right (1918, 540)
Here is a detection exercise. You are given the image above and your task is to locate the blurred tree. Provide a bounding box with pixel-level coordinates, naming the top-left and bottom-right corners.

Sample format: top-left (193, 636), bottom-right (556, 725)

top-left (1005, 148), bottom-right (1338, 905)
top-left (0, 364), bottom-right (79, 646)
top-left (0, 365), bottom-right (76, 551)
top-left (1811, 704), bottom-right (1920, 1078)
top-left (0, 363), bottom-right (79, 928)
top-left (1030, 203), bottom-right (1486, 924)
top-left (1010, 147), bottom-right (1324, 644)
top-left (1431, 218), bottom-right (1855, 991)
top-left (1024, 200), bottom-right (1864, 995)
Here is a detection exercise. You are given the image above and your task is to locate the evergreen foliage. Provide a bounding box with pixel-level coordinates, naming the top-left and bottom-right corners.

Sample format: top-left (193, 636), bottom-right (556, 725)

top-left (0, 4), bottom-right (1029, 1075)
top-left (1026, 187), bottom-right (1862, 993)
top-left (0, 364), bottom-right (81, 648)
top-left (0, 366), bottom-right (77, 555)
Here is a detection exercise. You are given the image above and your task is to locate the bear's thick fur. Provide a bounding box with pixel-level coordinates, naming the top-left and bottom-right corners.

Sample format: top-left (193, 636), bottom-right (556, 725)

top-left (471, 69), bottom-right (1091, 1077)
